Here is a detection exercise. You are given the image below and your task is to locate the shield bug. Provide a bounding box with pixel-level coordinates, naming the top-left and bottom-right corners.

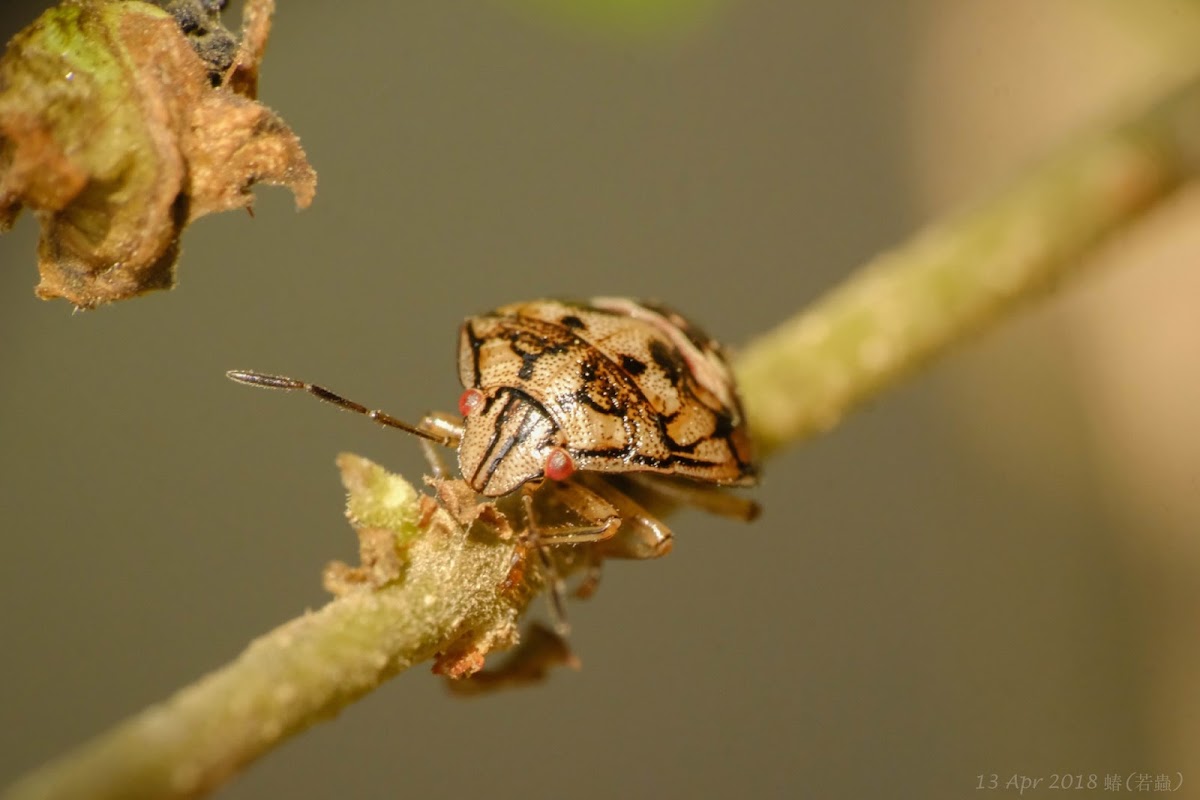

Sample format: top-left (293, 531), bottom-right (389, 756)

top-left (228, 298), bottom-right (760, 620)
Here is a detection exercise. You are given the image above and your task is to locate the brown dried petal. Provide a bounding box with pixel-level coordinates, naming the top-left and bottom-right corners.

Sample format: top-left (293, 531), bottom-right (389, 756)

top-left (223, 0), bottom-right (274, 98)
top-left (0, 0), bottom-right (314, 308)
top-left (431, 617), bottom-right (523, 682)
top-left (322, 526), bottom-right (407, 596)
top-left (441, 623), bottom-right (580, 694)
top-left (430, 477), bottom-right (516, 540)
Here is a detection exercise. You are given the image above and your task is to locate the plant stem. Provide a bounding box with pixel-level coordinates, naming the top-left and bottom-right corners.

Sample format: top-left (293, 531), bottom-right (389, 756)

top-left (6, 71), bottom-right (1200, 800)
top-left (5, 457), bottom-right (531, 800)
top-left (737, 74), bottom-right (1200, 455)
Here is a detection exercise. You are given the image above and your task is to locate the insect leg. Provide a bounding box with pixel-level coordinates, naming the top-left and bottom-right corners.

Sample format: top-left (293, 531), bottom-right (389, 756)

top-left (417, 412), bottom-right (463, 478)
top-left (522, 492), bottom-right (571, 635)
top-left (523, 480), bottom-right (622, 545)
top-left (519, 482), bottom-right (623, 632)
top-left (572, 551), bottom-right (605, 600)
top-left (527, 478), bottom-right (655, 600)
top-left (627, 473), bottom-right (760, 521)
top-left (577, 474), bottom-right (674, 560)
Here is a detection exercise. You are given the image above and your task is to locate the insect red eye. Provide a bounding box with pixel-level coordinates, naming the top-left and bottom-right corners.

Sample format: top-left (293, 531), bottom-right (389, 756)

top-left (544, 448), bottom-right (575, 482)
top-left (458, 388), bottom-right (484, 417)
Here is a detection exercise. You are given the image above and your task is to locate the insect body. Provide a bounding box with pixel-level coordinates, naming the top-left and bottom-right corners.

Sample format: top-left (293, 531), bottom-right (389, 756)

top-left (456, 298), bottom-right (757, 496)
top-left (228, 298), bottom-right (759, 595)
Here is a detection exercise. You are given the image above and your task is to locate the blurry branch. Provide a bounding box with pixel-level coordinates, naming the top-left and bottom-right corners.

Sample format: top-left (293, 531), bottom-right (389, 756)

top-left (6, 70), bottom-right (1200, 800)
top-left (5, 456), bottom-right (537, 800)
top-left (737, 74), bottom-right (1200, 456)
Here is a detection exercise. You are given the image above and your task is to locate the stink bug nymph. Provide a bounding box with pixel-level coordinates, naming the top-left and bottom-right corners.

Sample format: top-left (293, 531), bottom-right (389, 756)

top-left (228, 298), bottom-right (760, 619)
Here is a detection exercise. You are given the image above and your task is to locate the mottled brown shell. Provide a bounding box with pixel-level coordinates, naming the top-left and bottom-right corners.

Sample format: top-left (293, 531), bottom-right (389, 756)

top-left (454, 297), bottom-right (757, 496)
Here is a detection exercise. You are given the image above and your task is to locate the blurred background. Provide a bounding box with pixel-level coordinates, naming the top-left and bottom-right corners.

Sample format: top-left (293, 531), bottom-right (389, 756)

top-left (2, 1), bottom-right (1199, 797)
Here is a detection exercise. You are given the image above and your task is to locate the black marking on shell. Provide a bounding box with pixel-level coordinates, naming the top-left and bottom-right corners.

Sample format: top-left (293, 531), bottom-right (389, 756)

top-left (476, 391), bottom-right (546, 486)
top-left (573, 356), bottom-right (626, 415)
top-left (580, 359), bottom-right (598, 382)
top-left (475, 393), bottom-right (520, 485)
top-left (508, 330), bottom-right (570, 381)
top-left (478, 391), bottom-right (500, 415)
top-left (711, 409), bottom-right (735, 439)
top-left (465, 322), bottom-right (486, 387)
top-left (657, 429), bottom-right (699, 455)
top-left (574, 385), bottom-right (624, 416)
top-left (648, 338), bottom-right (684, 384)
top-left (572, 446), bottom-right (728, 472)
top-left (459, 298), bottom-right (759, 488)
top-left (620, 354), bottom-right (647, 376)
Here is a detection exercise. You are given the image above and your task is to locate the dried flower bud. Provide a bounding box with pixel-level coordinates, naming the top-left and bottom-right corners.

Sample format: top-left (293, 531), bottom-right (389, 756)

top-left (0, 0), bottom-right (315, 308)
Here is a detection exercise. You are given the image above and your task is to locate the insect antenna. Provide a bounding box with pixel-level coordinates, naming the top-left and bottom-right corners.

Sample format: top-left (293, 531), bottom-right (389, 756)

top-left (226, 370), bottom-right (455, 447)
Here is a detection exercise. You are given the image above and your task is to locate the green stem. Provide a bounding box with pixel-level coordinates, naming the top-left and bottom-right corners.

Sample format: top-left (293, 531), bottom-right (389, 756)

top-left (5, 457), bottom-right (530, 800)
top-left (737, 75), bottom-right (1200, 455)
top-left (7, 71), bottom-right (1200, 800)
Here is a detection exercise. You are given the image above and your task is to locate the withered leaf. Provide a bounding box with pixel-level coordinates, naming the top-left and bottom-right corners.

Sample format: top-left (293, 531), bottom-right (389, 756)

top-left (440, 623), bottom-right (579, 694)
top-left (0, 0), bottom-right (315, 308)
